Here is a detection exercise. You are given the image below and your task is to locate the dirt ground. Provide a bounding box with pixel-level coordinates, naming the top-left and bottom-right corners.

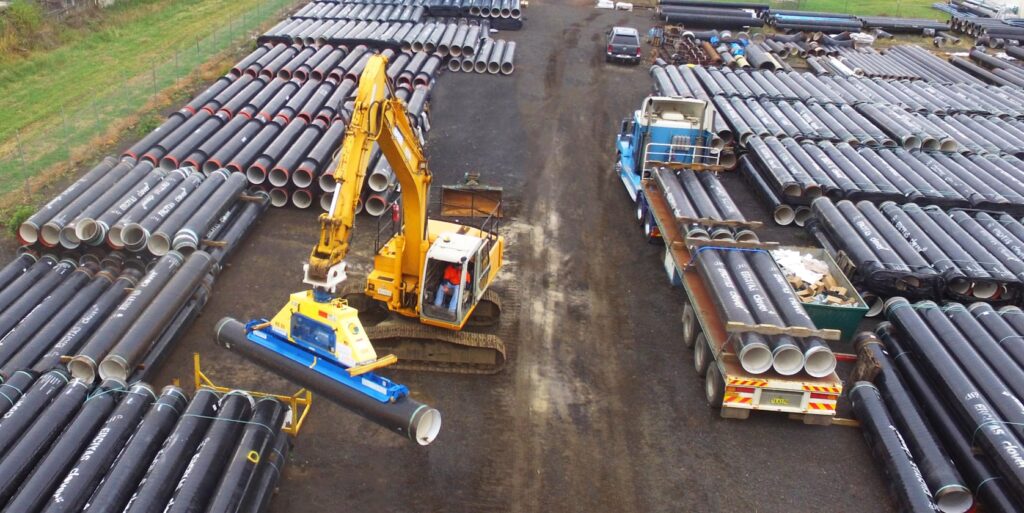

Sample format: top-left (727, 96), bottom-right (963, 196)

top-left (138, 2), bottom-right (896, 512)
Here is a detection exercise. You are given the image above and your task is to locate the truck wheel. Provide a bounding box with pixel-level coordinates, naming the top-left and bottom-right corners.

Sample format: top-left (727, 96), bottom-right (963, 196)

top-left (681, 303), bottom-right (697, 349)
top-left (642, 212), bottom-right (661, 245)
top-left (634, 197), bottom-right (646, 224)
top-left (694, 332), bottom-right (711, 376)
top-left (705, 364), bottom-right (725, 409)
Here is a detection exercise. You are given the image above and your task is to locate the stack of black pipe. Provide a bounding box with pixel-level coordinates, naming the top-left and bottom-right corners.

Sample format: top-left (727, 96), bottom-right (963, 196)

top-left (652, 167), bottom-right (757, 242)
top-left (692, 247), bottom-right (836, 378)
top-left (660, 1), bottom-right (766, 28)
top-left (0, 376), bottom-right (290, 513)
top-left (0, 190), bottom-right (268, 385)
top-left (810, 198), bottom-right (1024, 303)
top-left (857, 298), bottom-right (1024, 512)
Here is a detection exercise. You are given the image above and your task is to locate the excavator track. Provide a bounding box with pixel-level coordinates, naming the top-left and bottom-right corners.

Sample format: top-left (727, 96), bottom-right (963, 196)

top-left (467, 289), bottom-right (502, 327)
top-left (365, 320), bottom-right (507, 374)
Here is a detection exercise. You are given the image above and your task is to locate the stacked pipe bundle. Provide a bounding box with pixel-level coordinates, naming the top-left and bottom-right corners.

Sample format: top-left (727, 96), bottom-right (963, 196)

top-left (966, 48), bottom-right (1024, 87)
top-left (856, 15), bottom-right (949, 33)
top-left (745, 135), bottom-right (1024, 210)
top-left (0, 194), bottom-right (269, 384)
top-left (765, 11), bottom-right (863, 33)
top-left (688, 66), bottom-right (1013, 115)
top-left (262, 17), bottom-right (521, 59)
top-left (651, 167), bottom-right (757, 242)
top-left (659, 3), bottom-right (765, 29)
top-left (291, 0), bottom-right (428, 22)
top-left (691, 246), bottom-right (837, 377)
top-left (102, 43), bottom-right (439, 213)
top-left (811, 198), bottom-right (1024, 302)
top-left (0, 377), bottom-right (292, 513)
top-left (869, 299), bottom-right (1024, 512)
top-left (951, 14), bottom-right (1024, 42)
top-left (18, 163), bottom-right (250, 256)
top-left (813, 45), bottom-right (981, 84)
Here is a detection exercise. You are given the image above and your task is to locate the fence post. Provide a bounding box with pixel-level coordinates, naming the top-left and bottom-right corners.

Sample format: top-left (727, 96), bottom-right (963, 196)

top-left (61, 106), bottom-right (71, 171)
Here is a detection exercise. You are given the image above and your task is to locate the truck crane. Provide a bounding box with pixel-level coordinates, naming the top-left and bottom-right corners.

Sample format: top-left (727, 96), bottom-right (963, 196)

top-left (241, 54), bottom-right (507, 403)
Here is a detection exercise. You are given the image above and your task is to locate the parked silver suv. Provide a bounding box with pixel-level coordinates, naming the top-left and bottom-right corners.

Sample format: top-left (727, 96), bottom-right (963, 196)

top-left (606, 26), bottom-right (642, 64)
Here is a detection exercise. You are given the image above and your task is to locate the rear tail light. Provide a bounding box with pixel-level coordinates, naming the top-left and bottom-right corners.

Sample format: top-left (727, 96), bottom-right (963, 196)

top-left (810, 393), bottom-right (834, 400)
top-left (607, 45), bottom-right (613, 52)
top-left (636, 47), bottom-right (642, 56)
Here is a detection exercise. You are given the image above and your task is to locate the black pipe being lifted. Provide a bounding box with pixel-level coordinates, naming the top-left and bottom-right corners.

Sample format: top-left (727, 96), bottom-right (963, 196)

top-left (849, 381), bottom-right (940, 512)
top-left (82, 386), bottom-right (189, 513)
top-left (854, 333), bottom-right (972, 513)
top-left (216, 317), bottom-right (442, 445)
top-left (878, 324), bottom-right (1024, 513)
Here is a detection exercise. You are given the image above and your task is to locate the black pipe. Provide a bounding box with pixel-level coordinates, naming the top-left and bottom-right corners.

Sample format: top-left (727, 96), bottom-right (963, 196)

top-left (123, 388), bottom-right (220, 513)
top-left (130, 274), bottom-right (211, 383)
top-left (237, 430), bottom-right (290, 513)
top-left (0, 378), bottom-right (91, 504)
top-left (64, 161), bottom-right (153, 246)
top-left (81, 386), bottom-right (188, 513)
top-left (28, 269), bottom-right (139, 375)
top-left (849, 381), bottom-right (940, 512)
top-left (923, 206), bottom-right (1015, 284)
top-left (19, 156), bottom-right (116, 242)
top-left (686, 252), bottom-right (774, 374)
top-left (3, 379), bottom-right (124, 513)
top-left (737, 154), bottom-right (794, 225)
top-left (123, 114), bottom-right (187, 161)
top-left (42, 382), bottom-right (156, 513)
top-left (884, 299), bottom-right (1024, 502)
top-left (0, 265), bottom-right (105, 371)
top-left (69, 253), bottom-right (185, 383)
top-left (0, 255), bottom-right (57, 314)
top-left (205, 398), bottom-right (286, 513)
top-left (147, 170), bottom-right (229, 256)
top-left (225, 122), bottom-right (283, 174)
top-left (663, 13), bottom-right (764, 28)
top-left (207, 192), bottom-right (271, 270)
top-left (0, 369), bottom-right (70, 458)
top-left (38, 158), bottom-right (132, 247)
top-left (878, 324), bottom-right (1024, 513)
top-left (109, 169), bottom-right (190, 248)
top-left (121, 172), bottom-right (204, 252)
top-left (0, 253), bottom-right (36, 293)
top-left (216, 318), bottom-right (442, 444)
top-left (99, 252), bottom-right (214, 382)
top-left (0, 369), bottom-right (37, 418)
top-left (0, 258), bottom-right (77, 340)
top-left (79, 168), bottom-right (168, 246)
top-left (723, 250), bottom-right (805, 375)
top-left (205, 119), bottom-right (266, 174)
top-left (854, 333), bottom-right (972, 512)
top-left (164, 391), bottom-right (255, 513)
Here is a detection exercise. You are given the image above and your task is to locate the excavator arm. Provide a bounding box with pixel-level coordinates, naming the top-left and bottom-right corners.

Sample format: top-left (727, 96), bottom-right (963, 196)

top-left (304, 54), bottom-right (431, 293)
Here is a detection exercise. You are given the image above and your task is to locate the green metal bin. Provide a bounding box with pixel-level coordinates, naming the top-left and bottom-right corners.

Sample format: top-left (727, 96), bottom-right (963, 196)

top-left (773, 246), bottom-right (869, 344)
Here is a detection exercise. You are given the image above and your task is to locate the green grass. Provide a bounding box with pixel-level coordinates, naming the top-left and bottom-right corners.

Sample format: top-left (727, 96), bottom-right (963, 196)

top-left (703, 0), bottom-right (948, 19)
top-left (0, 0), bottom-right (299, 197)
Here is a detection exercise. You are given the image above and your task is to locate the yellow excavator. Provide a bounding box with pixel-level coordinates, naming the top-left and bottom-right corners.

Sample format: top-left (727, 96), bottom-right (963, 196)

top-left (247, 54), bottom-right (507, 386)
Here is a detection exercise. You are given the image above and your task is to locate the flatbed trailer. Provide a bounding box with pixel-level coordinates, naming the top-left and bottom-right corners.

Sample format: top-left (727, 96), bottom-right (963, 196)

top-left (641, 179), bottom-right (843, 424)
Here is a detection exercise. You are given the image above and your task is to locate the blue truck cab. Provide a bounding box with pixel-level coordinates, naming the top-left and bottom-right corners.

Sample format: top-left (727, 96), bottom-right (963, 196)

top-left (615, 96), bottom-right (717, 241)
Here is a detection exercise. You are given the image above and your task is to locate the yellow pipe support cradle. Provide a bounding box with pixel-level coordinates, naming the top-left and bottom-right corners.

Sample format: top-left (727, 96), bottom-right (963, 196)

top-left (192, 352), bottom-right (312, 437)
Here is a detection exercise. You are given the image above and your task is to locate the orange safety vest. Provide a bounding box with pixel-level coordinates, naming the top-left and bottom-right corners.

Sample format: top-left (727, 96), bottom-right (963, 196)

top-left (444, 265), bottom-right (469, 285)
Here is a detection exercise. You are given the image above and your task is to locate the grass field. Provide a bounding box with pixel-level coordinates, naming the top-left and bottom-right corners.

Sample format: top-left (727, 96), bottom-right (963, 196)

top-left (0, 0), bottom-right (300, 203)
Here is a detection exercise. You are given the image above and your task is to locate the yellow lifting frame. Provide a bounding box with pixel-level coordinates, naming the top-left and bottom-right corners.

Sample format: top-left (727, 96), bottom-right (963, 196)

top-left (192, 353), bottom-right (312, 437)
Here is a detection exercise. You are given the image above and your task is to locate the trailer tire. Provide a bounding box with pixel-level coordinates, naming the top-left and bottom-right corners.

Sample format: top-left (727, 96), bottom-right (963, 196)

top-left (642, 213), bottom-right (661, 245)
top-left (694, 332), bottom-right (711, 376)
top-left (681, 303), bottom-right (697, 348)
top-left (705, 364), bottom-right (724, 409)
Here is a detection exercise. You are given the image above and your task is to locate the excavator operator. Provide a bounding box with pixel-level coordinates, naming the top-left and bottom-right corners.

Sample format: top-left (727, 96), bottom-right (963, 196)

top-left (434, 262), bottom-right (471, 313)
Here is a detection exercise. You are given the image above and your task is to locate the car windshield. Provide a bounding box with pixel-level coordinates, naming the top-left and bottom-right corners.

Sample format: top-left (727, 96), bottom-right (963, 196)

top-left (612, 34), bottom-right (637, 45)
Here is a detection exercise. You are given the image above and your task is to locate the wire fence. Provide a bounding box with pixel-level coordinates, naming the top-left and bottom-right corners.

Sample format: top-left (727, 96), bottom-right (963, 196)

top-left (0, 0), bottom-right (305, 209)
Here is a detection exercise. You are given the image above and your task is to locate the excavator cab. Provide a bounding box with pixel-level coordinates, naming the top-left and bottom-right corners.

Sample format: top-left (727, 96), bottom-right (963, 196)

top-left (420, 232), bottom-right (488, 327)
